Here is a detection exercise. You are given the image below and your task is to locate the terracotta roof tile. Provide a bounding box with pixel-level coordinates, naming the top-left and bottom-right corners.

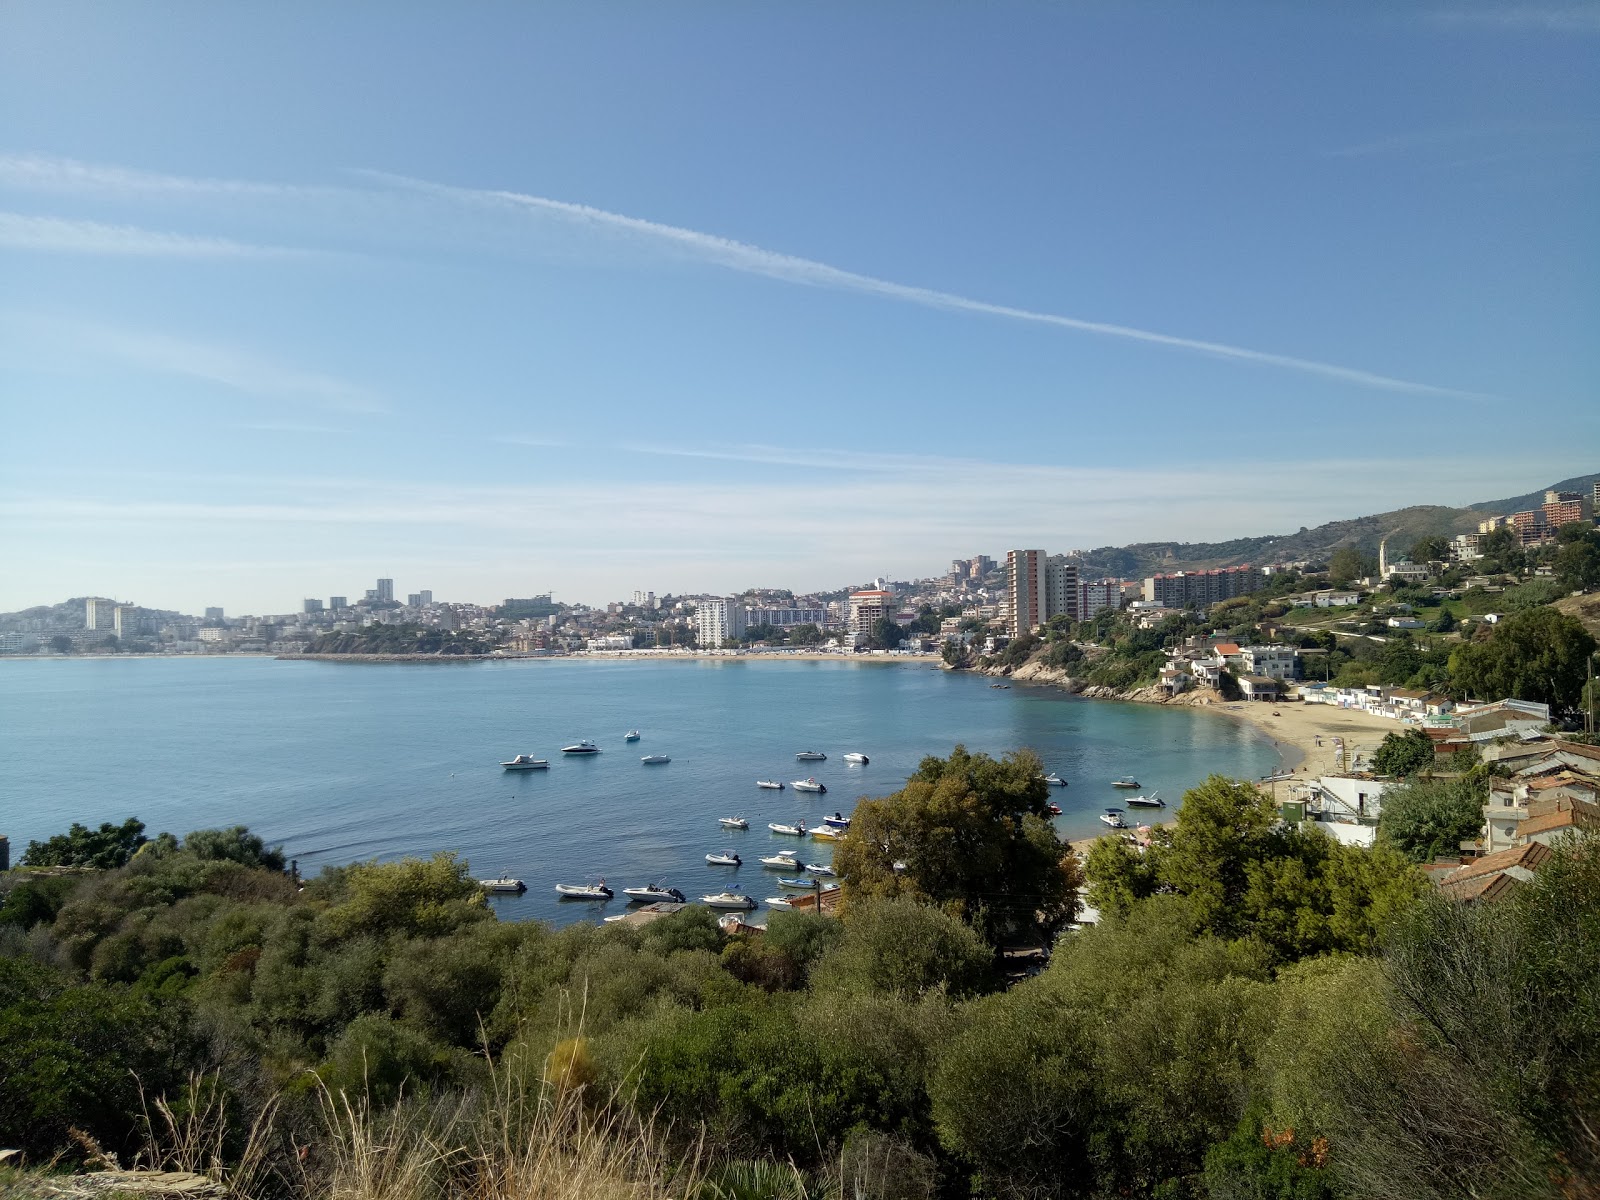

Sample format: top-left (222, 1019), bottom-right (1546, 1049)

top-left (1445, 840), bottom-right (1553, 884)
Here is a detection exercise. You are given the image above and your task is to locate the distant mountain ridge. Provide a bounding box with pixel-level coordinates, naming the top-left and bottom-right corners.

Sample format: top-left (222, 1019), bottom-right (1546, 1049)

top-left (1075, 471), bottom-right (1598, 580)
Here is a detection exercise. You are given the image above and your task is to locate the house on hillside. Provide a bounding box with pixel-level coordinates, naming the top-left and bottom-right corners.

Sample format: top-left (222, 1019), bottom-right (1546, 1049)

top-left (1439, 842), bottom-right (1555, 903)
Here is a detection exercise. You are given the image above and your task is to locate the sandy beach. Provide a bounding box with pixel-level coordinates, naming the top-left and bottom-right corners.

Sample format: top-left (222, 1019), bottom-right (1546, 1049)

top-left (1065, 700), bottom-right (1402, 856)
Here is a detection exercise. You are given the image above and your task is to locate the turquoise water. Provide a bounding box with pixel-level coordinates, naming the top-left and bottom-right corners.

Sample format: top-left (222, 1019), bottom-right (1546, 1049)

top-left (0, 657), bottom-right (1282, 924)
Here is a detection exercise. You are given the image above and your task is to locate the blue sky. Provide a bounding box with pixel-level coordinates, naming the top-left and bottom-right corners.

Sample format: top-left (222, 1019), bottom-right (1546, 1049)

top-left (2, 2), bottom-right (1597, 613)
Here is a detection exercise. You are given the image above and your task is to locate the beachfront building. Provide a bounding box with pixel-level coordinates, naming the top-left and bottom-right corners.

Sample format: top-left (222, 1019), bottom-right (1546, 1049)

top-left (85, 597), bottom-right (116, 630)
top-left (847, 590), bottom-right (896, 645)
top-left (1241, 645), bottom-right (1300, 681)
top-left (695, 597), bottom-right (747, 648)
top-left (745, 606), bottom-right (829, 628)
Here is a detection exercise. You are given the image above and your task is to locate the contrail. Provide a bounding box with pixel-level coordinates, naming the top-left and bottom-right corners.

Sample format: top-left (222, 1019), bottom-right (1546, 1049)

top-left (368, 170), bottom-right (1493, 400)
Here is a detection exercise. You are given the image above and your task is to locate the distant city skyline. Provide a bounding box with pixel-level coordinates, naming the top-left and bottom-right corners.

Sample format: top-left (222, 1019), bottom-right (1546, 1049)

top-left (2, 5), bottom-right (1595, 613)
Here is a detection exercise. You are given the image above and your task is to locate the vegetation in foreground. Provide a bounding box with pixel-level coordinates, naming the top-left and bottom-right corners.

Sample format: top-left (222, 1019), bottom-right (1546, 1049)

top-left (2, 749), bottom-right (1596, 1199)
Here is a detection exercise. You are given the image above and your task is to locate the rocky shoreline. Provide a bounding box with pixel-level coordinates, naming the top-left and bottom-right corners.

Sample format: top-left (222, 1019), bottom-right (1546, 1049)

top-left (961, 658), bottom-right (1227, 709)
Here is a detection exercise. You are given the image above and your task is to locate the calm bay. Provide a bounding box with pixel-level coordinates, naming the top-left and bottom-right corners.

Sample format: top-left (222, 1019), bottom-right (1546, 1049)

top-left (0, 656), bottom-right (1282, 924)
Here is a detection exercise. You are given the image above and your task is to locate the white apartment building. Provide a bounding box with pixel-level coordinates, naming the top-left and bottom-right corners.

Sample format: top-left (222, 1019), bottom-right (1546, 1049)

top-left (695, 597), bottom-right (747, 648)
top-left (746, 607), bottom-right (829, 628)
top-left (85, 597), bottom-right (116, 629)
top-left (848, 590), bottom-right (896, 644)
top-left (112, 605), bottom-right (141, 640)
top-left (1241, 645), bottom-right (1300, 681)
top-left (1078, 579), bottom-right (1123, 621)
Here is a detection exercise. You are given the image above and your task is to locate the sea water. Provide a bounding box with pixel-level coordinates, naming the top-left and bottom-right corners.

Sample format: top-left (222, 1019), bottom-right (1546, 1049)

top-left (0, 656), bottom-right (1282, 924)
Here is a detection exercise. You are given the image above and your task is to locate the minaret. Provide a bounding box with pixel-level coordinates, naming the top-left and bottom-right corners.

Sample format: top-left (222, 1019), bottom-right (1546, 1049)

top-left (1378, 538), bottom-right (1388, 578)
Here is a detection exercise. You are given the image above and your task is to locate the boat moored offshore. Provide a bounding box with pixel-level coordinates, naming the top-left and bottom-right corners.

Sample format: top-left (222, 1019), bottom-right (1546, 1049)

top-left (624, 730), bottom-right (641, 741)
top-left (769, 822), bottom-right (807, 836)
top-left (756, 779), bottom-right (785, 790)
top-left (1125, 792), bottom-right (1165, 809)
top-left (501, 755), bottom-right (549, 771)
top-left (555, 881), bottom-right (613, 899)
top-left (640, 754), bottom-right (671, 764)
top-left (705, 852), bottom-right (741, 866)
top-left (843, 752), bottom-right (869, 765)
top-left (795, 751), bottom-right (827, 761)
top-left (479, 874), bottom-right (527, 893)
top-left (701, 891), bottom-right (758, 910)
top-left (719, 816), bottom-right (750, 829)
top-left (622, 884), bottom-right (686, 904)
top-left (792, 778), bottom-right (827, 793)
top-left (561, 740), bottom-right (601, 754)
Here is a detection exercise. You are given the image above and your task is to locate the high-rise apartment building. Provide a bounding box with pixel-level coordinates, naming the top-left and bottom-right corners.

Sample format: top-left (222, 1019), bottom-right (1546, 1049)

top-left (847, 590), bottom-right (896, 643)
top-left (329, 597), bottom-right (347, 610)
top-left (1006, 551), bottom-right (1079, 634)
top-left (304, 598), bottom-right (325, 613)
top-left (85, 597), bottom-right (115, 629)
top-left (695, 597), bottom-right (747, 647)
top-left (113, 606), bottom-right (140, 639)
top-left (407, 594), bottom-right (423, 608)
top-left (204, 607), bottom-right (225, 622)
top-left (746, 606), bottom-right (829, 628)
top-left (1078, 579), bottom-right (1125, 621)
top-left (376, 578), bottom-right (395, 603)
top-left (1143, 565), bottom-right (1264, 608)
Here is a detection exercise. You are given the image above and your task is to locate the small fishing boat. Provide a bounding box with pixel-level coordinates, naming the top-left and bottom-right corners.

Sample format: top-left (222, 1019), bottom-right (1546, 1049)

top-left (777, 876), bottom-right (816, 890)
top-left (795, 751), bottom-right (827, 761)
top-left (479, 874), bottom-right (526, 893)
top-left (624, 730), bottom-right (641, 741)
top-left (1124, 792), bottom-right (1165, 809)
top-left (756, 779), bottom-right (785, 790)
top-left (1043, 772), bottom-right (1067, 787)
top-left (555, 881), bottom-right (613, 899)
top-left (843, 752), bottom-right (869, 765)
top-left (719, 816), bottom-right (750, 829)
top-left (705, 852), bottom-right (741, 866)
top-left (804, 862), bottom-right (836, 876)
top-left (810, 826), bottom-right (841, 841)
top-left (622, 884), bottom-right (686, 904)
top-left (760, 852), bottom-right (800, 868)
top-left (764, 895), bottom-right (796, 908)
top-left (1046, 802), bottom-right (1062, 815)
top-left (640, 754), bottom-right (671, 765)
top-left (823, 812), bottom-right (852, 829)
top-left (769, 822), bottom-right (807, 836)
top-left (501, 755), bottom-right (549, 771)
top-left (561, 740), bottom-right (601, 754)
top-left (701, 891), bottom-right (758, 910)
top-left (792, 778), bottom-right (827, 793)
top-left (1099, 809), bottom-right (1126, 829)
top-left (1111, 777), bottom-right (1141, 789)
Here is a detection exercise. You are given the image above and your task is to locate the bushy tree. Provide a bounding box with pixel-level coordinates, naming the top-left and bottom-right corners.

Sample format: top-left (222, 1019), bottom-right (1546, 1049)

top-left (23, 818), bottom-right (147, 869)
top-left (319, 852), bottom-right (489, 941)
top-left (1377, 776), bottom-right (1484, 862)
top-left (1371, 727), bottom-right (1436, 778)
top-left (834, 746), bottom-right (1079, 941)
top-left (1449, 606), bottom-right (1596, 716)
top-left (812, 897), bottom-right (993, 999)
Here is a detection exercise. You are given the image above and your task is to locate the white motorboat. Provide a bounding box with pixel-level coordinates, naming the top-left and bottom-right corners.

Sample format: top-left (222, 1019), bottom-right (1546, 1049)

top-left (768, 822), bottom-right (807, 836)
top-left (764, 896), bottom-right (796, 908)
top-left (561, 740), bottom-right (601, 754)
top-left (719, 816), bottom-right (750, 829)
top-left (501, 755), bottom-right (549, 771)
top-left (804, 862), bottom-right (836, 876)
top-left (1111, 777), bottom-right (1141, 789)
top-left (792, 778), bottom-right (827, 793)
top-left (641, 754), bottom-right (671, 764)
top-left (622, 884), bottom-right (686, 904)
top-left (756, 780), bottom-right (785, 790)
top-left (795, 751), bottom-right (827, 761)
top-left (701, 891), bottom-right (758, 910)
top-left (705, 852), bottom-right (741, 866)
top-left (1099, 810), bottom-right (1126, 829)
top-left (760, 852), bottom-right (800, 868)
top-left (1125, 792), bottom-right (1165, 809)
top-left (624, 730), bottom-right (641, 741)
top-left (810, 826), bottom-right (841, 841)
top-left (555, 881), bottom-right (613, 899)
top-left (479, 874), bottom-right (526, 894)
top-left (823, 812), bottom-right (852, 829)
top-left (1043, 772), bottom-right (1067, 787)
top-left (843, 752), bottom-right (869, 765)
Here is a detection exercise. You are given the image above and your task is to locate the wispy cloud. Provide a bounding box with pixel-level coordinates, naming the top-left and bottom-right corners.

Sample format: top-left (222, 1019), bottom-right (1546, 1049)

top-left (0, 211), bottom-right (303, 258)
top-left (370, 170), bottom-right (1493, 401)
top-left (1, 154), bottom-right (1492, 401)
top-left (2, 314), bottom-right (385, 413)
top-left (1424, 5), bottom-right (1600, 33)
